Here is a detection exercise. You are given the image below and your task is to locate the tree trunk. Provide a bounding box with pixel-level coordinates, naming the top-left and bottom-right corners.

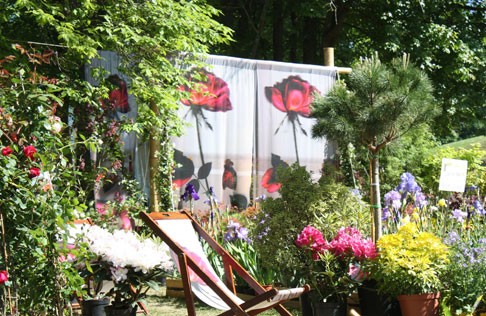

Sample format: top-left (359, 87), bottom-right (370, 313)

top-left (149, 101), bottom-right (160, 212)
top-left (272, 0), bottom-right (284, 61)
top-left (370, 154), bottom-right (382, 242)
top-left (302, 17), bottom-right (319, 64)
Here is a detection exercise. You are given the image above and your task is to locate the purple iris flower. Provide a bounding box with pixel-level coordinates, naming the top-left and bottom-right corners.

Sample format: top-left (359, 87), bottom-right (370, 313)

top-left (415, 192), bottom-right (428, 208)
top-left (473, 200), bottom-right (485, 215)
top-left (224, 220), bottom-right (251, 243)
top-left (181, 183), bottom-right (200, 202)
top-left (452, 209), bottom-right (467, 223)
top-left (256, 194), bottom-right (266, 202)
top-left (350, 188), bottom-right (362, 199)
top-left (396, 172), bottom-right (421, 193)
top-left (444, 231), bottom-right (460, 245)
top-left (384, 190), bottom-right (402, 210)
top-left (382, 207), bottom-right (391, 221)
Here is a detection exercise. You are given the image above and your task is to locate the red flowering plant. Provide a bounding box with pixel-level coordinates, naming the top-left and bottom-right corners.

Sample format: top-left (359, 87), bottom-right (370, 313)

top-left (0, 45), bottom-right (103, 314)
top-left (296, 225), bottom-right (377, 303)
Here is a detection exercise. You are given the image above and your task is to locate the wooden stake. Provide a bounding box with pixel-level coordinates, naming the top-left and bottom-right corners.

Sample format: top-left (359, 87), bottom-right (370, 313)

top-left (323, 47), bottom-right (334, 66)
top-left (149, 101), bottom-right (161, 213)
top-left (323, 47), bottom-right (352, 74)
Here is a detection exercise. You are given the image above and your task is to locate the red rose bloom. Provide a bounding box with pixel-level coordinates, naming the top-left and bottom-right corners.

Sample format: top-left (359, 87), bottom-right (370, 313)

top-left (1, 146), bottom-right (13, 156)
top-left (107, 75), bottom-right (130, 113)
top-left (180, 69), bottom-right (232, 112)
top-left (29, 167), bottom-right (41, 178)
top-left (23, 145), bottom-right (37, 160)
top-left (0, 270), bottom-right (8, 284)
top-left (265, 75), bottom-right (319, 117)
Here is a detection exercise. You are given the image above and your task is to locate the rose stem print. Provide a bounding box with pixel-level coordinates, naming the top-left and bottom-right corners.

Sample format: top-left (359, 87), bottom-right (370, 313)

top-left (179, 68), bottom-right (232, 193)
top-left (265, 75), bottom-right (319, 165)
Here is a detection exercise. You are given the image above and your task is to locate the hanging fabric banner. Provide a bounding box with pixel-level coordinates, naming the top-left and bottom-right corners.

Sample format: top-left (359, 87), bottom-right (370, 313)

top-left (173, 55), bottom-right (337, 210)
top-left (85, 52), bottom-right (337, 212)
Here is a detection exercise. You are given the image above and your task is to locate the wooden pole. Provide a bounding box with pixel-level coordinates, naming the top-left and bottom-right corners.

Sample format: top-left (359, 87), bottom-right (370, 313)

top-left (149, 100), bottom-right (161, 213)
top-left (323, 47), bottom-right (334, 66)
top-left (323, 47), bottom-right (352, 74)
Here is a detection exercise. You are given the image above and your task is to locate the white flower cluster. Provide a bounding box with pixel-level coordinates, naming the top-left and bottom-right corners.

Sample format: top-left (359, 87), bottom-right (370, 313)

top-left (84, 226), bottom-right (174, 282)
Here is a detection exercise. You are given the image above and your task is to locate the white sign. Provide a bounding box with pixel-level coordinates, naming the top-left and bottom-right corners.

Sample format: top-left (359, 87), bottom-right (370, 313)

top-left (438, 158), bottom-right (468, 192)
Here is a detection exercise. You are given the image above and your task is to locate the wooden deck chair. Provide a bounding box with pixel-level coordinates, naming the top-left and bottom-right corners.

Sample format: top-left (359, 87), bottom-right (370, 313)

top-left (65, 219), bottom-right (150, 315)
top-left (139, 210), bottom-right (310, 316)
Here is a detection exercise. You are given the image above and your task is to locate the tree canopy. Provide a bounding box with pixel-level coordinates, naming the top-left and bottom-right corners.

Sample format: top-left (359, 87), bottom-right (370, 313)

top-left (208, 0), bottom-right (485, 140)
top-left (311, 54), bottom-right (438, 240)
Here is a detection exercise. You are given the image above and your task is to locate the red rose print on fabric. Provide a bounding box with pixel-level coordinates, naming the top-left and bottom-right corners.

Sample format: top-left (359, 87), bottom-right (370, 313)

top-left (265, 76), bottom-right (320, 164)
top-left (180, 69), bottom-right (232, 112)
top-left (173, 149), bottom-right (195, 189)
top-left (265, 75), bottom-right (319, 118)
top-left (222, 159), bottom-right (237, 190)
top-left (102, 75), bottom-right (130, 113)
top-left (261, 154), bottom-right (288, 193)
top-left (177, 68), bottom-right (233, 194)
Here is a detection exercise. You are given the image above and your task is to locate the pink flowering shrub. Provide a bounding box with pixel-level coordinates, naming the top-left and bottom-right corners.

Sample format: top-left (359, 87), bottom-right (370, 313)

top-left (296, 225), bottom-right (377, 302)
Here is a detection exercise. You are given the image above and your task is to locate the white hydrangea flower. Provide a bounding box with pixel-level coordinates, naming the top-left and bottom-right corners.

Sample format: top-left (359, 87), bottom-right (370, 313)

top-left (83, 226), bottom-right (174, 283)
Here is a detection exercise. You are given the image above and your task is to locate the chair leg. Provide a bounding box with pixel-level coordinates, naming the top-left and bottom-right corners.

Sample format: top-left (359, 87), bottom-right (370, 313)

top-left (179, 255), bottom-right (197, 316)
top-left (274, 304), bottom-right (293, 316)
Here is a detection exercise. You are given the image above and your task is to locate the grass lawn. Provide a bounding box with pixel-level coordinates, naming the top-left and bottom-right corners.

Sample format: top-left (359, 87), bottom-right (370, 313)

top-left (142, 288), bottom-right (304, 316)
top-left (442, 135), bottom-right (486, 150)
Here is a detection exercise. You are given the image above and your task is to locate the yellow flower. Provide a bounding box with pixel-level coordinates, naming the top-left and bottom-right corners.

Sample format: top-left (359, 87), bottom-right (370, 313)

top-left (437, 199), bottom-right (446, 207)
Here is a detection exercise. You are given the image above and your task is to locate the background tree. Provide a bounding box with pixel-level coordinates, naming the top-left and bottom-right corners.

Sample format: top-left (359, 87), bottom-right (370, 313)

top-left (208, 0), bottom-right (485, 141)
top-left (311, 54), bottom-right (438, 241)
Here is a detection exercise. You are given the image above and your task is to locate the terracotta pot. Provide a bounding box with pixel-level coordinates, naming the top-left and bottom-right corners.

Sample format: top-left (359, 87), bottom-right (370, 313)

top-left (397, 293), bottom-right (440, 316)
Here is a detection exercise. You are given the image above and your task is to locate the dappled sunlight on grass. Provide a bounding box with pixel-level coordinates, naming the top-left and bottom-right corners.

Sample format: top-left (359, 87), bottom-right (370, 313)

top-left (143, 288), bottom-right (303, 316)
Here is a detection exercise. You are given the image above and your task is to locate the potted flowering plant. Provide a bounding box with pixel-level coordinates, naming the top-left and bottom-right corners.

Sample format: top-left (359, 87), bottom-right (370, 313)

top-left (370, 223), bottom-right (449, 316)
top-left (295, 225), bottom-right (377, 315)
top-left (77, 226), bottom-right (174, 315)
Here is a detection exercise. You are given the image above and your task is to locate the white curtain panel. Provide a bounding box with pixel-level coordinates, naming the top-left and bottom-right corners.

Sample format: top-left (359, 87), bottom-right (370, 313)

top-left (255, 60), bottom-right (337, 199)
top-left (173, 55), bottom-right (257, 210)
top-left (86, 52), bottom-right (337, 211)
top-left (174, 55), bottom-right (337, 210)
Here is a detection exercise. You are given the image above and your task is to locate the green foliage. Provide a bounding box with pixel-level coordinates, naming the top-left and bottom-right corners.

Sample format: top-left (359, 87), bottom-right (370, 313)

top-left (0, 46), bottom-right (90, 315)
top-left (0, 0), bottom-right (233, 311)
top-left (370, 223), bottom-right (450, 297)
top-left (311, 54), bottom-right (437, 152)
top-left (442, 227), bottom-right (486, 315)
top-left (208, 0), bottom-right (485, 140)
top-left (414, 145), bottom-right (486, 195)
top-left (379, 125), bottom-right (439, 194)
top-left (251, 163), bottom-right (370, 287)
top-left (0, 0), bottom-right (233, 210)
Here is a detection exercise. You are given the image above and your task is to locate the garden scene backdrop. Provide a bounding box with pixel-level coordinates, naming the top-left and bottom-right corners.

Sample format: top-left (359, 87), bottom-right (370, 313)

top-left (0, 0), bottom-right (484, 315)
